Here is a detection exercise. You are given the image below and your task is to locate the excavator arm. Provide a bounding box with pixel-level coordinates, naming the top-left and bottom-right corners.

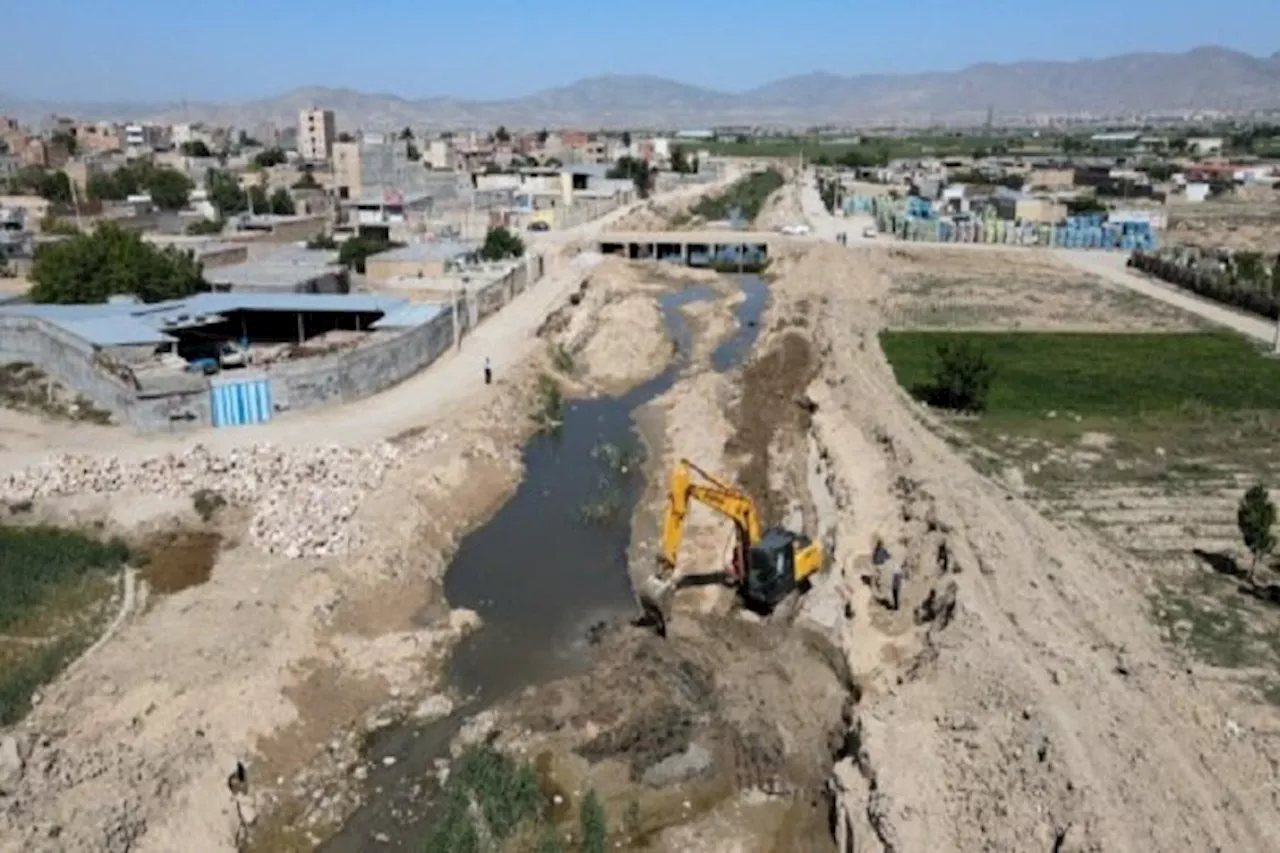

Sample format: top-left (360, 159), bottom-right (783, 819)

top-left (656, 459), bottom-right (762, 580)
top-left (640, 459), bottom-right (762, 637)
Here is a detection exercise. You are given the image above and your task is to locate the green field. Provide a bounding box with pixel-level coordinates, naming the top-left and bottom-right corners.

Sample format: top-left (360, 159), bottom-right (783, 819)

top-left (880, 330), bottom-right (1280, 419)
top-left (701, 134), bottom-right (1064, 164)
top-left (0, 523), bottom-right (130, 723)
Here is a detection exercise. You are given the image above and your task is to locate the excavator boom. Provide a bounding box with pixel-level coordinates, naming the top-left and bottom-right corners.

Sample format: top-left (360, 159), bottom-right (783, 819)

top-left (639, 459), bottom-right (773, 636)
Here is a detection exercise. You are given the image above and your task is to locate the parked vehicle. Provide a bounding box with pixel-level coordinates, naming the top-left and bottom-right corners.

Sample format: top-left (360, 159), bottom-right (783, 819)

top-left (527, 221), bottom-right (550, 232)
top-left (218, 341), bottom-right (248, 369)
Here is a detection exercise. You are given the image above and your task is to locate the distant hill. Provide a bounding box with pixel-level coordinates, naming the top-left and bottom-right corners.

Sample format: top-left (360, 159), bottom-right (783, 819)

top-left (3, 46), bottom-right (1279, 130)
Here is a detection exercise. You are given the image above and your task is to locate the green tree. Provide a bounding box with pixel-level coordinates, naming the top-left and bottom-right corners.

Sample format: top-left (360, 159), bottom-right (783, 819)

top-left (37, 171), bottom-right (73, 204)
top-left (406, 141), bottom-right (421, 161)
top-left (479, 227), bottom-right (525, 261)
top-left (337, 131), bottom-right (354, 143)
top-left (247, 184), bottom-right (268, 213)
top-left (30, 223), bottom-right (205, 304)
top-left (50, 130), bottom-right (77, 156)
top-left (922, 340), bottom-right (995, 413)
top-left (292, 168), bottom-right (320, 189)
top-left (399, 126), bottom-right (414, 141)
top-left (337, 235), bottom-right (400, 273)
top-left (579, 789), bottom-right (608, 853)
top-left (1237, 484), bottom-right (1276, 583)
top-left (494, 125), bottom-right (511, 143)
top-left (180, 140), bottom-right (213, 158)
top-left (237, 131), bottom-right (261, 148)
top-left (147, 167), bottom-right (193, 210)
top-left (268, 187), bottom-right (295, 215)
top-left (206, 169), bottom-right (247, 217)
top-left (252, 147), bottom-right (287, 169)
top-left (670, 145), bottom-right (694, 174)
top-left (607, 156), bottom-right (654, 198)
top-left (185, 218), bottom-right (224, 236)
top-left (536, 128), bottom-right (549, 144)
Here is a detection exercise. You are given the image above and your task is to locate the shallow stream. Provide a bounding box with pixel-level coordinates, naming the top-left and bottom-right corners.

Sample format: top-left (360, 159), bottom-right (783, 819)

top-left (318, 273), bottom-right (768, 851)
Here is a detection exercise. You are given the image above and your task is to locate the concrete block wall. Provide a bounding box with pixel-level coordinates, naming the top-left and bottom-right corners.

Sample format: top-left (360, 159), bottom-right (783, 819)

top-left (0, 315), bottom-right (144, 422)
top-left (269, 309), bottom-right (455, 412)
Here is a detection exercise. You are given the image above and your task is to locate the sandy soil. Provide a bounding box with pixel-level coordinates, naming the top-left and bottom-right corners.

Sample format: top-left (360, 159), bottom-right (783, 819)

top-left (0, 182), bottom-right (742, 852)
top-left (881, 245), bottom-right (1207, 331)
top-left (752, 181), bottom-right (806, 232)
top-left (773, 244), bottom-right (1279, 853)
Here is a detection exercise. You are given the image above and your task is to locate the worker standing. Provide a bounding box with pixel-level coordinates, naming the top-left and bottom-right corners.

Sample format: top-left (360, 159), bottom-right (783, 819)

top-left (484, 356), bottom-right (492, 386)
top-left (890, 566), bottom-right (905, 611)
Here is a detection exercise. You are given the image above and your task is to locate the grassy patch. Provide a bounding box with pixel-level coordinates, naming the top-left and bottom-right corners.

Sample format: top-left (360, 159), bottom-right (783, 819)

top-left (0, 524), bottom-right (129, 632)
top-left (422, 744), bottom-right (546, 853)
top-left (549, 342), bottom-right (575, 375)
top-left (532, 373), bottom-right (565, 432)
top-left (1151, 569), bottom-right (1280, 703)
top-left (881, 331), bottom-right (1280, 418)
top-left (0, 523), bottom-right (127, 724)
top-left (689, 170), bottom-right (784, 222)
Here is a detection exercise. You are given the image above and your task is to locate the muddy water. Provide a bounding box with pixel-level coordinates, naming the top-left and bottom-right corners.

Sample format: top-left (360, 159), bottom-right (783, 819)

top-left (318, 274), bottom-right (768, 851)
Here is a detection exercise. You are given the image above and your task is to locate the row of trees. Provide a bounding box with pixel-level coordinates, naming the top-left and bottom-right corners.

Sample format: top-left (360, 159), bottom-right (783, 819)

top-left (1129, 248), bottom-right (1280, 319)
top-left (204, 168), bottom-right (294, 217)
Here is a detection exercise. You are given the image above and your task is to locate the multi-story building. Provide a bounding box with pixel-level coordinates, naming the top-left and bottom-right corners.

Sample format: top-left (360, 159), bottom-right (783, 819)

top-left (124, 123), bottom-right (164, 154)
top-left (76, 122), bottom-right (125, 154)
top-left (298, 108), bottom-right (336, 162)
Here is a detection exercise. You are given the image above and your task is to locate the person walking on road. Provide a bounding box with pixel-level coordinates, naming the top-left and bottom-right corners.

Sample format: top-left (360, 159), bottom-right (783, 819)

top-left (483, 356), bottom-right (492, 386)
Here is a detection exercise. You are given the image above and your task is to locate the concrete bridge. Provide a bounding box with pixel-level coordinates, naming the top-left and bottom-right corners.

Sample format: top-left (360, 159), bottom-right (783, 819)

top-left (597, 229), bottom-right (780, 265)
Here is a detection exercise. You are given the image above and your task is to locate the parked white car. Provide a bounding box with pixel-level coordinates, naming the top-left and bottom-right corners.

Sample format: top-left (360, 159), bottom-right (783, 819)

top-left (862, 226), bottom-right (879, 239)
top-left (779, 223), bottom-right (811, 236)
top-left (218, 342), bottom-right (248, 369)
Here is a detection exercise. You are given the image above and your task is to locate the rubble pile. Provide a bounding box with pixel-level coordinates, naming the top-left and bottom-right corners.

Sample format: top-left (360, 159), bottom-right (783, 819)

top-left (0, 437), bottom-right (445, 558)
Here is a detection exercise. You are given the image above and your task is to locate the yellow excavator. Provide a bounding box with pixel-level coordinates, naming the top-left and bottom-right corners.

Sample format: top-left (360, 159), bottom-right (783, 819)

top-left (636, 458), bottom-right (825, 637)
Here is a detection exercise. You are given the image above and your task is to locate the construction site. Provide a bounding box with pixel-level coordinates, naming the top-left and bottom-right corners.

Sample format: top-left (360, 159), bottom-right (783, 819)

top-left (0, 168), bottom-right (1278, 853)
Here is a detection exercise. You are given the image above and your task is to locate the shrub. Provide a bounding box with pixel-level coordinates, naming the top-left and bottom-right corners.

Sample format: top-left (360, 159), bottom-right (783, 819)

top-left (921, 340), bottom-right (994, 412)
top-left (579, 789), bottom-right (608, 853)
top-left (191, 488), bottom-right (227, 522)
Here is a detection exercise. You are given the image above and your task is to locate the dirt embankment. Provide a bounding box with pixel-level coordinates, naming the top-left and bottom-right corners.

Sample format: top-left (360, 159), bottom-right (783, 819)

top-left (0, 359), bottom-right (549, 853)
top-left (452, 265), bottom-right (856, 853)
top-left (539, 259), bottom-right (727, 394)
top-left (752, 180), bottom-right (806, 232)
top-left (774, 244), bottom-right (1280, 853)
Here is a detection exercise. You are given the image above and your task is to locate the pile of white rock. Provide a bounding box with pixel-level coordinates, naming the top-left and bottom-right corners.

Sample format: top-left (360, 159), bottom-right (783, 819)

top-left (0, 440), bottom-right (413, 559)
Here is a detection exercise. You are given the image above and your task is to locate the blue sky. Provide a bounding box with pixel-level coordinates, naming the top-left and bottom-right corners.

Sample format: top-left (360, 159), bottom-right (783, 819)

top-left (9, 0), bottom-right (1278, 102)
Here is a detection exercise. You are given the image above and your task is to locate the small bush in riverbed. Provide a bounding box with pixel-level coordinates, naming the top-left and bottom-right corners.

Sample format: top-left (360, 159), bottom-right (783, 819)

top-left (590, 440), bottom-right (645, 474)
top-left (422, 744), bottom-right (544, 853)
top-left (533, 373), bottom-right (565, 431)
top-left (550, 343), bottom-right (575, 374)
top-left (579, 788), bottom-right (609, 853)
top-left (580, 480), bottom-right (624, 525)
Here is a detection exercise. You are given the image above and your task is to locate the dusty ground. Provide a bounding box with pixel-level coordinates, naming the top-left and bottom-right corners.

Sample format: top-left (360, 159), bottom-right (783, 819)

top-left (0, 247), bottom-right (745, 853)
top-left (777, 243), bottom-right (1280, 853)
top-left (540, 259), bottom-right (726, 394)
top-left (752, 181), bottom-right (806, 232)
top-left (880, 246), bottom-right (1208, 331)
top-left (1165, 196), bottom-right (1280, 251)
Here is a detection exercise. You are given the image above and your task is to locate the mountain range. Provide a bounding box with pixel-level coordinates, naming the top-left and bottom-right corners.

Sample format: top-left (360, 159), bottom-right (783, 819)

top-left (3, 46), bottom-right (1280, 131)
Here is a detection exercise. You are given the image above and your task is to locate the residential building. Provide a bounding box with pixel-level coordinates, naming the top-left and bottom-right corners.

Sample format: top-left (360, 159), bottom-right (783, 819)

top-left (76, 122), bottom-right (124, 154)
top-left (1187, 137), bottom-right (1224, 157)
top-left (331, 141), bottom-right (361, 199)
top-left (298, 108), bottom-right (337, 162)
top-left (124, 123), bottom-right (164, 154)
top-left (363, 240), bottom-right (477, 282)
top-left (425, 138), bottom-right (455, 171)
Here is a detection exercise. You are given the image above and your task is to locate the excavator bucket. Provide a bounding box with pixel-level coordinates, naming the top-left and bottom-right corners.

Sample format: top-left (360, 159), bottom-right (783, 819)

top-left (634, 570), bottom-right (676, 639)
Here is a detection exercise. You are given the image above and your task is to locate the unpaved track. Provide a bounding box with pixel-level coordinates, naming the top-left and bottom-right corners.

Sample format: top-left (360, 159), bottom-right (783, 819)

top-left (777, 242), bottom-right (1280, 852)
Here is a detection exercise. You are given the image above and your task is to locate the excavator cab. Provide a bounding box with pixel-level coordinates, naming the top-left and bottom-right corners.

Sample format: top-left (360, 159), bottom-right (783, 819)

top-left (741, 528), bottom-right (805, 611)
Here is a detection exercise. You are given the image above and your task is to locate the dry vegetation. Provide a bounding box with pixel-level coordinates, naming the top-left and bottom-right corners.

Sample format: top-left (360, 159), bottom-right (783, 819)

top-left (880, 247), bottom-right (1208, 331)
top-left (1165, 196), bottom-right (1280, 251)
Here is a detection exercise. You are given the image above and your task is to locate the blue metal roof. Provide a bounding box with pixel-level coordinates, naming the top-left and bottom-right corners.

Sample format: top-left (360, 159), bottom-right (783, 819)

top-left (369, 303), bottom-right (446, 329)
top-left (0, 292), bottom-right (432, 347)
top-left (62, 316), bottom-right (176, 346)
